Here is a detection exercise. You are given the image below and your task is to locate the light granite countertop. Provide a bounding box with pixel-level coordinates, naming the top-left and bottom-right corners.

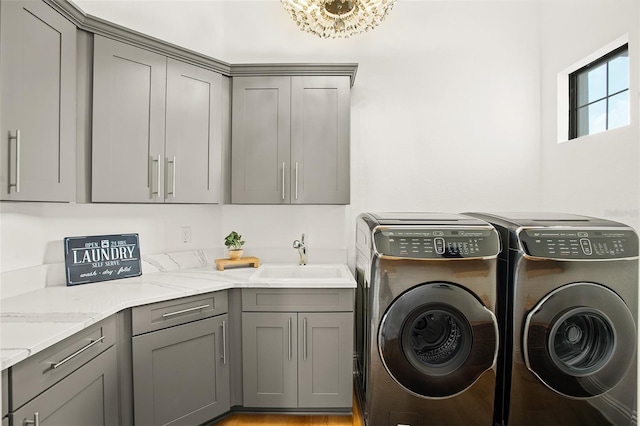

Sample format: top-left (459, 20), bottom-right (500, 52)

top-left (0, 260), bottom-right (355, 371)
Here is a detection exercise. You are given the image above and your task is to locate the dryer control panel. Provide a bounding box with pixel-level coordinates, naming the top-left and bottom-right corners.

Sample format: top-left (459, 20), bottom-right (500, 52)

top-left (373, 227), bottom-right (500, 259)
top-left (519, 228), bottom-right (639, 259)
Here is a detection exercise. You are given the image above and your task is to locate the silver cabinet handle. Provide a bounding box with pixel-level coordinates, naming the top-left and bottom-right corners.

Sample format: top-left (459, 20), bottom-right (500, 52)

top-left (24, 412), bottom-right (39, 426)
top-left (161, 304), bottom-right (210, 318)
top-left (52, 336), bottom-right (105, 370)
top-left (156, 155), bottom-right (161, 197)
top-left (167, 156), bottom-right (176, 198)
top-left (221, 320), bottom-right (227, 364)
top-left (8, 130), bottom-right (20, 193)
top-left (150, 155), bottom-right (161, 197)
top-left (288, 317), bottom-right (292, 361)
top-left (281, 162), bottom-right (286, 201)
top-left (171, 156), bottom-right (176, 197)
top-left (303, 317), bottom-right (307, 361)
top-left (295, 162), bottom-right (299, 200)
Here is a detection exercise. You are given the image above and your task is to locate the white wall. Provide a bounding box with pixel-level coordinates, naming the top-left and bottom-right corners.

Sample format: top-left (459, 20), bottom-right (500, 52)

top-left (217, 0), bottom-right (542, 264)
top-left (0, 203), bottom-right (221, 297)
top-left (539, 0), bottom-right (639, 231)
top-left (71, 0), bottom-right (227, 58)
top-left (536, 2), bottom-right (639, 416)
top-left (4, 0), bottom-right (636, 295)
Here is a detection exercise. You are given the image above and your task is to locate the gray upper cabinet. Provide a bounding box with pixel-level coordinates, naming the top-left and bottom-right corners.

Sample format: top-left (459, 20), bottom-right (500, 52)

top-left (92, 35), bottom-right (224, 203)
top-left (92, 35), bottom-right (166, 203)
top-left (165, 59), bottom-right (223, 203)
top-left (0, 0), bottom-right (77, 202)
top-left (290, 76), bottom-right (350, 204)
top-left (231, 75), bottom-right (350, 205)
top-left (231, 77), bottom-right (291, 204)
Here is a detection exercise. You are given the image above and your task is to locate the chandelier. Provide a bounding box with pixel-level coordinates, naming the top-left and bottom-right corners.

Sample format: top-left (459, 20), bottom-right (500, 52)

top-left (280, 0), bottom-right (397, 39)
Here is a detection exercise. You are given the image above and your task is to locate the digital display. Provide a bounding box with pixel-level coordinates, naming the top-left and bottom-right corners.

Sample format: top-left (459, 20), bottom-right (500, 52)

top-left (519, 229), bottom-right (638, 259)
top-left (373, 228), bottom-right (500, 259)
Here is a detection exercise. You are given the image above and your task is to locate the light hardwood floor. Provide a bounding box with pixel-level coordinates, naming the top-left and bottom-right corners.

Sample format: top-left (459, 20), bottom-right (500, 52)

top-left (211, 395), bottom-right (363, 426)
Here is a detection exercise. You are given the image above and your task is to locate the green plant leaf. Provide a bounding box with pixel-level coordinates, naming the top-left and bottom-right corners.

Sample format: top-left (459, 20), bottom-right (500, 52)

top-left (224, 231), bottom-right (245, 249)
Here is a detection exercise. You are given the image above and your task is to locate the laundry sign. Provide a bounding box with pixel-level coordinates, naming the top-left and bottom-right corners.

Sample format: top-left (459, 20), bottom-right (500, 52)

top-left (64, 234), bottom-right (142, 286)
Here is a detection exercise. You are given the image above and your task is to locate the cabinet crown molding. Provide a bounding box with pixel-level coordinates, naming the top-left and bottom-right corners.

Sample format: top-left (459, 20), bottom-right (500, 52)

top-left (230, 63), bottom-right (358, 87)
top-left (45, 0), bottom-right (358, 85)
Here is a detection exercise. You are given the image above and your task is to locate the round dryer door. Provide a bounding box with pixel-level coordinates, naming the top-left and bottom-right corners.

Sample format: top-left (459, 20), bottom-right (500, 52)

top-left (378, 282), bottom-right (498, 398)
top-left (524, 282), bottom-right (636, 398)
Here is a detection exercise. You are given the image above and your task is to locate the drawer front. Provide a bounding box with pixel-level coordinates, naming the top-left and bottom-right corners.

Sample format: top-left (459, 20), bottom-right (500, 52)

top-left (242, 288), bottom-right (354, 312)
top-left (11, 346), bottom-right (118, 426)
top-left (132, 291), bottom-right (228, 336)
top-left (11, 316), bottom-right (116, 410)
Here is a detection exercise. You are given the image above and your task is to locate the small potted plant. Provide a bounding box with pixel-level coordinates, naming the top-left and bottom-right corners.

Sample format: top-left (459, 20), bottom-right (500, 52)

top-left (224, 231), bottom-right (245, 260)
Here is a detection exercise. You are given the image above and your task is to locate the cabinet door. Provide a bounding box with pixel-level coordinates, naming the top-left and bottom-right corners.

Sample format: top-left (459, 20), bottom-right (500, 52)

top-left (2, 369), bottom-right (7, 419)
top-left (11, 346), bottom-right (118, 426)
top-left (0, 0), bottom-right (76, 201)
top-left (291, 76), bottom-right (350, 204)
top-left (92, 35), bottom-right (166, 202)
top-left (11, 316), bottom-right (116, 410)
top-left (242, 312), bottom-right (297, 408)
top-left (132, 315), bottom-right (230, 426)
top-left (165, 59), bottom-right (222, 203)
top-left (231, 77), bottom-right (291, 204)
top-left (298, 312), bottom-right (353, 408)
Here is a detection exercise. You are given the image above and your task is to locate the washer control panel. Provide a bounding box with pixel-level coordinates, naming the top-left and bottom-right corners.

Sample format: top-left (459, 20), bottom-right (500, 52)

top-left (519, 228), bottom-right (639, 259)
top-left (373, 227), bottom-right (500, 259)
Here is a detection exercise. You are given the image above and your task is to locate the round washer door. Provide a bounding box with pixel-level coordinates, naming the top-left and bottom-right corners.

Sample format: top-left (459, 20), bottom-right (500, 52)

top-left (524, 282), bottom-right (636, 398)
top-left (378, 282), bottom-right (498, 398)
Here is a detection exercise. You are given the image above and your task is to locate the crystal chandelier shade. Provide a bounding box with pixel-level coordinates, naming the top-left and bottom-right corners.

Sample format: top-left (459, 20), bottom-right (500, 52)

top-left (280, 0), bottom-right (397, 39)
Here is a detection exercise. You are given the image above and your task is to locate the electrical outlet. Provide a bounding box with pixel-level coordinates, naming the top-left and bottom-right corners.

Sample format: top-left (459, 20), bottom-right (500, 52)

top-left (181, 226), bottom-right (191, 244)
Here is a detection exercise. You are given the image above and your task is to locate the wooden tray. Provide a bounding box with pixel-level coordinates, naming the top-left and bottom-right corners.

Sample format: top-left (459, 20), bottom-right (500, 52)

top-left (215, 256), bottom-right (260, 271)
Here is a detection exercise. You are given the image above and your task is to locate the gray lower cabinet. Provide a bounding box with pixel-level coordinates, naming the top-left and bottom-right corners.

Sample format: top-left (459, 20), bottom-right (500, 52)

top-left (0, 0), bottom-right (76, 202)
top-left (11, 347), bottom-right (118, 426)
top-left (131, 292), bottom-right (230, 425)
top-left (241, 288), bottom-right (354, 410)
top-left (231, 75), bottom-right (350, 205)
top-left (2, 370), bottom-right (8, 426)
top-left (8, 317), bottom-right (118, 425)
top-left (297, 312), bottom-right (353, 408)
top-left (92, 35), bottom-right (225, 203)
top-left (242, 312), bottom-right (298, 408)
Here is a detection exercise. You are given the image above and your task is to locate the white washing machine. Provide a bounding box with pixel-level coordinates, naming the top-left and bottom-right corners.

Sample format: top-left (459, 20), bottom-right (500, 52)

top-left (354, 212), bottom-right (501, 426)
top-left (467, 212), bottom-right (638, 425)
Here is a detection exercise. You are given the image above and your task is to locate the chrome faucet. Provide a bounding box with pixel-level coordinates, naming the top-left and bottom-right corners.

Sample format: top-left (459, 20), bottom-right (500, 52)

top-left (293, 233), bottom-right (307, 265)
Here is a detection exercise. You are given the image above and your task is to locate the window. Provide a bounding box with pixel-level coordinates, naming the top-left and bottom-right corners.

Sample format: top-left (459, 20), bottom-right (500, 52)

top-left (569, 44), bottom-right (629, 139)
